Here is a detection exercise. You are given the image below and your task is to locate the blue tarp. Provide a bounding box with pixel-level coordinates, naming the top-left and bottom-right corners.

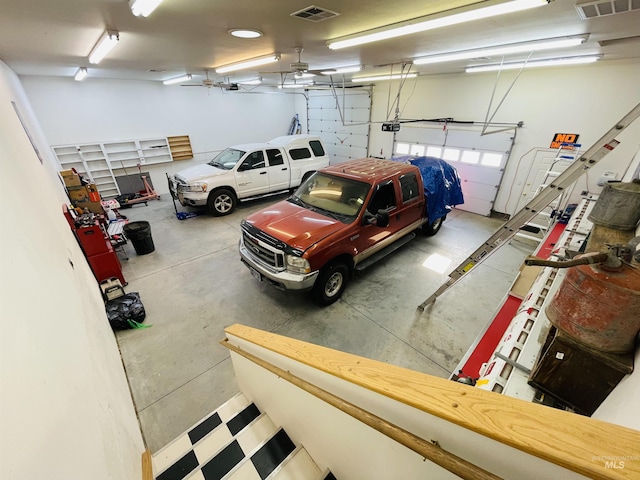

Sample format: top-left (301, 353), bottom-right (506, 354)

top-left (393, 156), bottom-right (464, 224)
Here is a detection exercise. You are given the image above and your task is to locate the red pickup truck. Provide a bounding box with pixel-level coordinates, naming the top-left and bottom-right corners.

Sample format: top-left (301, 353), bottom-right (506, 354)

top-left (239, 157), bottom-right (463, 305)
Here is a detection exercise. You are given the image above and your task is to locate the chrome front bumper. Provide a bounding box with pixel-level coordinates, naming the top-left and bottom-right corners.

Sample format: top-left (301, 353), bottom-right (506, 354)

top-left (239, 242), bottom-right (318, 292)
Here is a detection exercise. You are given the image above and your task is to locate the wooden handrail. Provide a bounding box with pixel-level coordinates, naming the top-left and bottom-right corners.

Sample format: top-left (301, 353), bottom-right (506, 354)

top-left (222, 339), bottom-right (502, 480)
top-left (223, 324), bottom-right (640, 480)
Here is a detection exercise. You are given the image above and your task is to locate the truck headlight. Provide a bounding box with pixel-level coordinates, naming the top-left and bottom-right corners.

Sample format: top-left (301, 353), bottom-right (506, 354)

top-left (286, 255), bottom-right (310, 274)
top-left (183, 182), bottom-right (207, 193)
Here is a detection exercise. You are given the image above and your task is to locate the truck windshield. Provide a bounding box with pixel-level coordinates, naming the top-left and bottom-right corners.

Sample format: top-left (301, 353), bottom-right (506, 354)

top-left (290, 172), bottom-right (370, 223)
top-left (208, 148), bottom-right (246, 170)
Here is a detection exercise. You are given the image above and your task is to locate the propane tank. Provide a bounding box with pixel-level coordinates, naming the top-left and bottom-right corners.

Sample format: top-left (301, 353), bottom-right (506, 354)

top-left (542, 252), bottom-right (640, 354)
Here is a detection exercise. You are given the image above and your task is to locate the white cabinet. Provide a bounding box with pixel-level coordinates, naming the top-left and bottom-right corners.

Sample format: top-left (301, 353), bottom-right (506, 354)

top-left (53, 137), bottom-right (173, 198)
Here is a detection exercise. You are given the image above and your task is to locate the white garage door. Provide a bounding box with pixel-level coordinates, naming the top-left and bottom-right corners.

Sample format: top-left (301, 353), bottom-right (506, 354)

top-left (307, 89), bottom-right (371, 164)
top-left (394, 124), bottom-right (516, 216)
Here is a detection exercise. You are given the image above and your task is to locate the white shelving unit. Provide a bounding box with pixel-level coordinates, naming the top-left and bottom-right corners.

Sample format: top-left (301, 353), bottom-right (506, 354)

top-left (53, 137), bottom-right (173, 199)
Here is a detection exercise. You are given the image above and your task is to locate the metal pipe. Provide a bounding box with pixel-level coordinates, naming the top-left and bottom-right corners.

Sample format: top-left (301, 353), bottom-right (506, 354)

top-left (524, 253), bottom-right (608, 268)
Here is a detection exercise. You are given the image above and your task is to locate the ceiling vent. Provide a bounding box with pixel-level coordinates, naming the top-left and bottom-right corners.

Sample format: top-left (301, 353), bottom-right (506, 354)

top-left (291, 5), bottom-right (340, 22)
top-left (575, 0), bottom-right (640, 19)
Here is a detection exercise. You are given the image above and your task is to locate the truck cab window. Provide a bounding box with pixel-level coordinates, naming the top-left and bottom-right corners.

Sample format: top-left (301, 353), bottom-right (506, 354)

top-left (368, 182), bottom-right (396, 214)
top-left (266, 149), bottom-right (284, 166)
top-left (400, 173), bottom-right (419, 202)
top-left (240, 151), bottom-right (265, 170)
top-left (289, 148), bottom-right (311, 160)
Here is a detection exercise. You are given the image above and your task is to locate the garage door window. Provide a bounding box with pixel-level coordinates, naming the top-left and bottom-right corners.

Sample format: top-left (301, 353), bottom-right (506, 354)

top-left (461, 151), bottom-right (480, 164)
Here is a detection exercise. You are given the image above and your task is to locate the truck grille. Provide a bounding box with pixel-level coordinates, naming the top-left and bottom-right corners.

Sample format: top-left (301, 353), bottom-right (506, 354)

top-left (242, 231), bottom-right (285, 270)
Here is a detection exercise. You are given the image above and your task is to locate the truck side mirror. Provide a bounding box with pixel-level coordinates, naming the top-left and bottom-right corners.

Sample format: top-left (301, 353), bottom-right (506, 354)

top-left (365, 209), bottom-right (389, 227)
top-left (376, 210), bottom-right (389, 228)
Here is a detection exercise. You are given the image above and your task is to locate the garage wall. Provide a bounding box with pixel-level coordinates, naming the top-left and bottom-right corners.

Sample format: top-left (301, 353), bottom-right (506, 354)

top-left (368, 60), bottom-right (640, 216)
top-left (20, 76), bottom-right (298, 195)
top-left (0, 61), bottom-right (144, 480)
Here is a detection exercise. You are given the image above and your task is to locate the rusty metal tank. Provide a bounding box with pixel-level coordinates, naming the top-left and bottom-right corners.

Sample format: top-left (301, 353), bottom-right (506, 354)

top-left (545, 260), bottom-right (640, 354)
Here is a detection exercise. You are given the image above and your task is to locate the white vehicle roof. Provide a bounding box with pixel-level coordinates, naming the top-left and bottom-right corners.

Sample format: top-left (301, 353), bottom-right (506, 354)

top-left (226, 142), bottom-right (268, 151)
top-left (226, 135), bottom-right (322, 152)
top-left (266, 134), bottom-right (320, 148)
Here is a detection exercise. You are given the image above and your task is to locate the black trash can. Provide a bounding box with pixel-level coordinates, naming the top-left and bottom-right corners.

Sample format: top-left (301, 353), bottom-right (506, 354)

top-left (123, 221), bottom-right (155, 255)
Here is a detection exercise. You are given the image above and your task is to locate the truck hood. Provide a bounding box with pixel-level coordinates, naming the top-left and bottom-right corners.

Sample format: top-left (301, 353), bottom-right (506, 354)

top-left (245, 200), bottom-right (344, 252)
top-left (175, 163), bottom-right (229, 183)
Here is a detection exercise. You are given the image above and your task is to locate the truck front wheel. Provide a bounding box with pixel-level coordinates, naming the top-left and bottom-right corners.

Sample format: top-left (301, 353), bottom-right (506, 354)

top-left (312, 262), bottom-right (349, 306)
top-left (207, 189), bottom-right (236, 216)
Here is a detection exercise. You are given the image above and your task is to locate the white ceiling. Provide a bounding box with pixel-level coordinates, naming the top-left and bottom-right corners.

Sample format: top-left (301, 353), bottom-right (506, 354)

top-left (1, 0), bottom-right (639, 88)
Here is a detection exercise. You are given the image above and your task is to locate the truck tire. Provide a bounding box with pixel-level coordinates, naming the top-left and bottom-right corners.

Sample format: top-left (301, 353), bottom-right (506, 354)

top-left (207, 188), bottom-right (236, 216)
top-left (422, 215), bottom-right (446, 236)
top-left (312, 262), bottom-right (349, 306)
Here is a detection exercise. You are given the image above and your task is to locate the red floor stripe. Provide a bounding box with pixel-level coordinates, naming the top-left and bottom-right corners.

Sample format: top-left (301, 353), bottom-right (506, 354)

top-left (460, 222), bottom-right (567, 378)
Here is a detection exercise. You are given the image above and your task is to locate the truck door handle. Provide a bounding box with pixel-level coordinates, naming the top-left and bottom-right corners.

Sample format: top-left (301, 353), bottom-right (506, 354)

top-left (260, 172), bottom-right (267, 175)
top-left (281, 168), bottom-right (288, 171)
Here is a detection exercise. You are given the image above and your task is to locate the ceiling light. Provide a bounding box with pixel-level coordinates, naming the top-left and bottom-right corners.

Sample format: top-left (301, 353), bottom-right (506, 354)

top-left (215, 53), bottom-right (281, 74)
top-left (129, 0), bottom-right (163, 17)
top-left (279, 84), bottom-right (311, 89)
top-left (465, 55), bottom-right (601, 73)
top-left (88, 30), bottom-right (119, 64)
top-left (321, 65), bottom-right (363, 75)
top-left (163, 74), bottom-right (192, 85)
top-left (327, 0), bottom-right (549, 50)
top-left (239, 78), bottom-right (262, 85)
top-left (414, 36), bottom-right (587, 65)
top-left (352, 73), bottom-right (418, 82)
top-left (74, 67), bottom-right (88, 81)
top-left (229, 29), bottom-right (263, 38)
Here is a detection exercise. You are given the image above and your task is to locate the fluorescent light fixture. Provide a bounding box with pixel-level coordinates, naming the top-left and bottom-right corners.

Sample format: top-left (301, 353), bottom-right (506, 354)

top-left (239, 78), bottom-right (262, 85)
top-left (129, 0), bottom-right (163, 17)
top-left (465, 55), bottom-right (600, 73)
top-left (352, 73), bottom-right (418, 82)
top-left (327, 0), bottom-right (548, 50)
top-left (163, 74), bottom-right (192, 85)
top-left (321, 65), bottom-right (363, 75)
top-left (215, 53), bottom-right (280, 74)
top-left (414, 36), bottom-right (587, 65)
top-left (74, 67), bottom-right (88, 81)
top-left (229, 29), bottom-right (263, 38)
top-left (88, 30), bottom-right (119, 64)
top-left (279, 84), bottom-right (311, 89)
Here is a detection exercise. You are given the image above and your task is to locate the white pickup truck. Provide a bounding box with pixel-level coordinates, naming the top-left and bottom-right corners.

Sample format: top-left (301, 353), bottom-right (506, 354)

top-left (169, 134), bottom-right (330, 216)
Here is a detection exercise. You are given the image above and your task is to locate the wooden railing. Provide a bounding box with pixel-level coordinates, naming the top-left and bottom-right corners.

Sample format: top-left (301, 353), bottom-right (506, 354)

top-left (223, 323), bottom-right (640, 480)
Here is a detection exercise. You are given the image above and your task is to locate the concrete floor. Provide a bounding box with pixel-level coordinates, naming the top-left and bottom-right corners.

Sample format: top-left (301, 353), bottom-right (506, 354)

top-left (115, 194), bottom-right (534, 453)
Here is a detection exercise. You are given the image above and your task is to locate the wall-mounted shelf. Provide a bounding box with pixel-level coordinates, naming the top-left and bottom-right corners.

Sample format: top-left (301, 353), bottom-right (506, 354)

top-left (52, 137), bottom-right (175, 199)
top-left (167, 135), bottom-right (193, 160)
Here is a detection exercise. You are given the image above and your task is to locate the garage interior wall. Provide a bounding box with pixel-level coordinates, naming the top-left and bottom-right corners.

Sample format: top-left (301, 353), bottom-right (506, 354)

top-left (0, 61), bottom-right (145, 479)
top-left (368, 61), bottom-right (640, 216)
top-left (20, 76), bottom-right (298, 196)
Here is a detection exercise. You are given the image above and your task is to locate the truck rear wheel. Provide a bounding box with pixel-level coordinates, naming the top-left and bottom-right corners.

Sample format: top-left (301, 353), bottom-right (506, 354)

top-left (312, 262), bottom-right (349, 306)
top-left (422, 215), bottom-right (446, 236)
top-left (207, 188), bottom-right (236, 216)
